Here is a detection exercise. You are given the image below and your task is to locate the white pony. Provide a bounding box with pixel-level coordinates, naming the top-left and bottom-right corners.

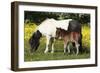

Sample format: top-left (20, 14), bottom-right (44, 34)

top-left (29, 18), bottom-right (72, 53)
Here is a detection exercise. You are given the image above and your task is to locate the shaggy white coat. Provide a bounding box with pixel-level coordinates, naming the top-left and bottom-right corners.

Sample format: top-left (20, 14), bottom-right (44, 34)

top-left (38, 18), bottom-right (72, 37)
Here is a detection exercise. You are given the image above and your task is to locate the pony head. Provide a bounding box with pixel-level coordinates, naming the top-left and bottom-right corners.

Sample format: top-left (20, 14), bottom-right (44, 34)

top-left (29, 30), bottom-right (42, 53)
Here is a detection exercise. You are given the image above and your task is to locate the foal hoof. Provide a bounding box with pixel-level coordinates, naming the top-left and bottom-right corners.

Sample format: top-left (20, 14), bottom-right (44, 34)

top-left (64, 52), bottom-right (68, 55)
top-left (63, 53), bottom-right (66, 55)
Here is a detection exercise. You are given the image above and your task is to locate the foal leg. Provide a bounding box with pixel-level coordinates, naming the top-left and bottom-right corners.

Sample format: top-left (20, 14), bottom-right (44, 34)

top-left (64, 43), bottom-right (67, 54)
top-left (64, 40), bottom-right (68, 54)
top-left (67, 42), bottom-right (71, 54)
top-left (75, 42), bottom-right (80, 55)
top-left (44, 36), bottom-right (50, 53)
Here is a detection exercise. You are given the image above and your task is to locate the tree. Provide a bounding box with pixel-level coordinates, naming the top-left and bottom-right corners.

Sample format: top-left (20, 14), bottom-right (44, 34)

top-left (24, 11), bottom-right (90, 25)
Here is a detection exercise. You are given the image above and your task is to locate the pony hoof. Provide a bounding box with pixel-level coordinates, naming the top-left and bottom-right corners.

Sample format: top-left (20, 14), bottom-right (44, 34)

top-left (51, 51), bottom-right (54, 53)
top-left (76, 52), bottom-right (79, 55)
top-left (30, 49), bottom-right (34, 53)
top-left (75, 53), bottom-right (78, 56)
top-left (44, 51), bottom-right (48, 53)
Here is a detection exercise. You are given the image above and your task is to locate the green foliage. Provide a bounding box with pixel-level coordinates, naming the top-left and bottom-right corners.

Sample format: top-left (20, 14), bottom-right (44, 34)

top-left (24, 11), bottom-right (90, 24)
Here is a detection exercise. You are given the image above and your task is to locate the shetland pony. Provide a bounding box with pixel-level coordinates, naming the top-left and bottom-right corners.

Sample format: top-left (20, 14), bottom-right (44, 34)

top-left (29, 18), bottom-right (57, 53)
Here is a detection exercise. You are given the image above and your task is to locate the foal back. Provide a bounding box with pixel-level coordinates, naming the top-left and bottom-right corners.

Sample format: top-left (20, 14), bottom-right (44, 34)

top-left (56, 28), bottom-right (80, 41)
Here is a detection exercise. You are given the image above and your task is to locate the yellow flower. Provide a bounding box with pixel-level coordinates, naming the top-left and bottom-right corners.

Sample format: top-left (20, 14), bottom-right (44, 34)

top-left (24, 23), bottom-right (37, 40)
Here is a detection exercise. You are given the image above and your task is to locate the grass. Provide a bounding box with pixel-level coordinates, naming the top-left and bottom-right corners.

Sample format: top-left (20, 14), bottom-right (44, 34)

top-left (24, 23), bottom-right (90, 61)
top-left (24, 37), bottom-right (90, 61)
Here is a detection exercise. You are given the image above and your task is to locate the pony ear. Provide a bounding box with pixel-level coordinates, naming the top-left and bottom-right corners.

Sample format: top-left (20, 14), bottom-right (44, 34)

top-left (33, 30), bottom-right (40, 37)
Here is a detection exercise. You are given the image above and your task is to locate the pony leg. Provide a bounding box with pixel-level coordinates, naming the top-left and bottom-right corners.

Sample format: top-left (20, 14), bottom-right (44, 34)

top-left (51, 43), bottom-right (54, 53)
top-left (51, 38), bottom-right (55, 53)
top-left (64, 44), bottom-right (66, 53)
top-left (44, 36), bottom-right (50, 53)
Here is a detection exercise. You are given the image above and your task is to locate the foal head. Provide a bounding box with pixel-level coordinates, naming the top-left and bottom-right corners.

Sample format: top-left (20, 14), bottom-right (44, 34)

top-left (29, 30), bottom-right (42, 53)
top-left (56, 28), bottom-right (62, 39)
top-left (56, 28), bottom-right (69, 39)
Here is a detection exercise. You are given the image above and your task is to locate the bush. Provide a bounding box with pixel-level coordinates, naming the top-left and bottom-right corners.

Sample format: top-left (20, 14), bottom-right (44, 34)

top-left (24, 23), bottom-right (37, 40)
top-left (82, 25), bottom-right (90, 49)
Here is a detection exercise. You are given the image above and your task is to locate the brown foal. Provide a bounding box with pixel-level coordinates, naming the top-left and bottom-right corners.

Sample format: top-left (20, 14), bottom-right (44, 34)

top-left (56, 28), bottom-right (80, 55)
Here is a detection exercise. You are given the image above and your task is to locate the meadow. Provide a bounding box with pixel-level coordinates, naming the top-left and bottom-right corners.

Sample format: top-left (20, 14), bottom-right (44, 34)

top-left (24, 23), bottom-right (90, 61)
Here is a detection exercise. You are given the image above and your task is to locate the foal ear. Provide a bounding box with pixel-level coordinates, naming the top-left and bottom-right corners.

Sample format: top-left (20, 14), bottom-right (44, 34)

top-left (56, 28), bottom-right (60, 30)
top-left (56, 28), bottom-right (58, 29)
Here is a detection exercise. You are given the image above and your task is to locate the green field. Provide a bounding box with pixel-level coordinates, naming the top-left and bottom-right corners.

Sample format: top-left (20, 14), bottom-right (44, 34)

top-left (24, 23), bottom-right (90, 61)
